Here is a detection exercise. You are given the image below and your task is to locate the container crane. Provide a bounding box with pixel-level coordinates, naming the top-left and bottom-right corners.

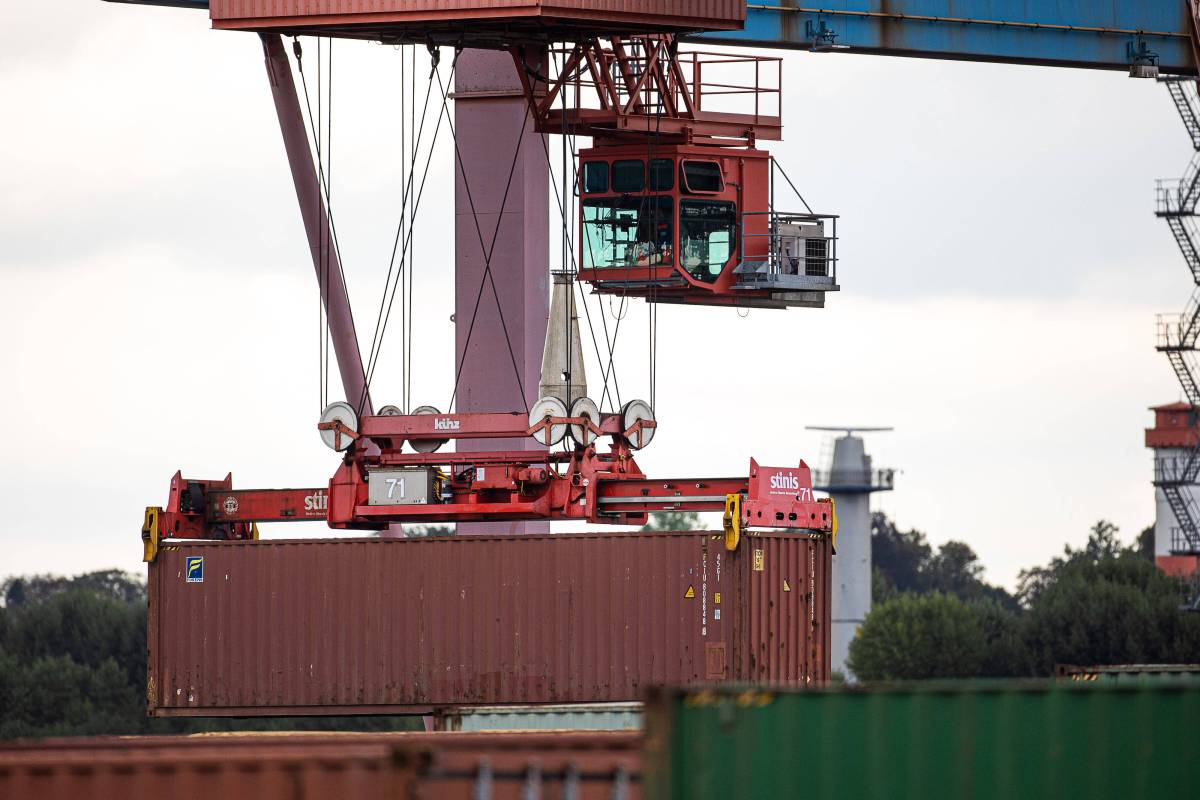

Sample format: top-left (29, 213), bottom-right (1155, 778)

top-left (106, 1), bottom-right (1200, 564)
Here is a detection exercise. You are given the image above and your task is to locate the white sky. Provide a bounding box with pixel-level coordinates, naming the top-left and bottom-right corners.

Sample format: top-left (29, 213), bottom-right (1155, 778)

top-left (0, 3), bottom-right (1189, 590)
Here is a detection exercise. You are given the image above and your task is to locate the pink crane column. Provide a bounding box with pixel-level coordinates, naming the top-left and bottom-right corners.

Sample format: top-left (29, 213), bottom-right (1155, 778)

top-left (454, 50), bottom-right (550, 535)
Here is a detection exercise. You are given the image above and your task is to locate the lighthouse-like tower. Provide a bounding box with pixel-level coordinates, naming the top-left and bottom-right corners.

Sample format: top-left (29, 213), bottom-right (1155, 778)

top-left (1145, 403), bottom-right (1200, 581)
top-left (808, 426), bottom-right (895, 678)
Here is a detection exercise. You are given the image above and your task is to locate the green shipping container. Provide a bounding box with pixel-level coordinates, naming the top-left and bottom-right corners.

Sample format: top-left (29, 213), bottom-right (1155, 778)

top-left (644, 683), bottom-right (1200, 800)
top-left (1056, 663), bottom-right (1200, 686)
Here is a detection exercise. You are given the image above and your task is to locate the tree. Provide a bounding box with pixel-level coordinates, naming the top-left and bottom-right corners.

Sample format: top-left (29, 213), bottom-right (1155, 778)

top-left (641, 511), bottom-right (702, 532)
top-left (1136, 524), bottom-right (1155, 561)
top-left (1019, 546), bottom-right (1200, 673)
top-left (847, 593), bottom-right (988, 680)
top-left (1017, 520), bottom-right (1126, 607)
top-left (871, 512), bottom-right (931, 593)
top-left (852, 520), bottom-right (1200, 681)
top-left (2, 570), bottom-right (144, 608)
top-left (871, 512), bottom-right (1016, 608)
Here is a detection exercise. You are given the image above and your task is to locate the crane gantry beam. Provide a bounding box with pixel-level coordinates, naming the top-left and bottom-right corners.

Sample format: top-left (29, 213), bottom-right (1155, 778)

top-left (105, 1), bottom-right (1199, 75)
top-left (698, 1), bottom-right (1196, 75)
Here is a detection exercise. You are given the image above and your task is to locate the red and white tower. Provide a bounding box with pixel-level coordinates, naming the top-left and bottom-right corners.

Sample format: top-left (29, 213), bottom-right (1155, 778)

top-left (1145, 402), bottom-right (1200, 579)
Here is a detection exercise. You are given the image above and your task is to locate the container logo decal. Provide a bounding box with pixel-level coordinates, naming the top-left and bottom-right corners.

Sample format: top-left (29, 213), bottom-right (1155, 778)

top-left (684, 585), bottom-right (695, 599)
top-left (185, 556), bottom-right (204, 583)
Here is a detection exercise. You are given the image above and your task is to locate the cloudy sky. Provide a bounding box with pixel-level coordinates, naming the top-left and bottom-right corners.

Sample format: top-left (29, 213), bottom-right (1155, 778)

top-left (1, 3), bottom-right (1189, 590)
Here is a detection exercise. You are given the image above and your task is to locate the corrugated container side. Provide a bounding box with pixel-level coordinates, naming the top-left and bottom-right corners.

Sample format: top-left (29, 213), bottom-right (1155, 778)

top-left (148, 530), bottom-right (829, 715)
top-left (1056, 663), bottom-right (1200, 685)
top-left (209, 0), bottom-right (744, 32)
top-left (440, 703), bottom-right (642, 731)
top-left (0, 737), bottom-right (417, 800)
top-left (0, 731), bottom-right (641, 800)
top-left (644, 683), bottom-right (1200, 800)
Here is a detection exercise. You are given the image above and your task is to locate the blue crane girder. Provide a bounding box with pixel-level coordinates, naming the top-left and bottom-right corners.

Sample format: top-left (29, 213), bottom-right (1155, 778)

top-left (103, 1), bottom-right (1196, 73)
top-left (697, 2), bottom-right (1195, 75)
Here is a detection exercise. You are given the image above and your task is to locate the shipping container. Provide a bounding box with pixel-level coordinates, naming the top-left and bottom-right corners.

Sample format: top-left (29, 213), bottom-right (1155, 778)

top-left (208, 1), bottom-right (745, 42)
top-left (0, 731), bottom-right (641, 800)
top-left (0, 735), bottom-right (417, 800)
top-left (148, 530), bottom-right (830, 715)
top-left (1056, 663), bottom-right (1200, 685)
top-left (643, 682), bottom-right (1200, 800)
top-left (439, 702), bottom-right (642, 731)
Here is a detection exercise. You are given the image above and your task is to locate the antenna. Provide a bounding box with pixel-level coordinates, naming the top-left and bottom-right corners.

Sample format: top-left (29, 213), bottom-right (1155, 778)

top-left (805, 425), bottom-right (893, 436)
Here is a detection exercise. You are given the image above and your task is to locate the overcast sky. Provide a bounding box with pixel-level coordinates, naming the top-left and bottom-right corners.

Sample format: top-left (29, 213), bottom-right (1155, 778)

top-left (1, 3), bottom-right (1190, 590)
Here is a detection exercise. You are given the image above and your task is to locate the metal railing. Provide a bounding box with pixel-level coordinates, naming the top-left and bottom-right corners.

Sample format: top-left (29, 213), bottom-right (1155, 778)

top-left (547, 40), bottom-right (782, 122)
top-left (1155, 291), bottom-right (1200, 349)
top-left (811, 468), bottom-right (895, 492)
top-left (1171, 526), bottom-right (1200, 555)
top-left (736, 211), bottom-right (838, 285)
top-left (1156, 152), bottom-right (1200, 215)
top-left (1153, 452), bottom-right (1200, 484)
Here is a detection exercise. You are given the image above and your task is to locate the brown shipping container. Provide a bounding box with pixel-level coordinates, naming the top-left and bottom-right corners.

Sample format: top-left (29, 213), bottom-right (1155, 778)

top-left (148, 530), bottom-right (830, 715)
top-left (208, 1), bottom-right (745, 38)
top-left (0, 731), bottom-right (642, 800)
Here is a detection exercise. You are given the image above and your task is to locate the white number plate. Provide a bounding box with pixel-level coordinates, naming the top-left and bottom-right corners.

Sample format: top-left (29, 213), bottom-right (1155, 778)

top-left (367, 468), bottom-right (433, 506)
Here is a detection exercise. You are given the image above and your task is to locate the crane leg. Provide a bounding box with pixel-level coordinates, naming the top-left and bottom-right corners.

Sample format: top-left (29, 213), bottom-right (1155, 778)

top-left (453, 49), bottom-right (550, 535)
top-left (259, 32), bottom-right (373, 417)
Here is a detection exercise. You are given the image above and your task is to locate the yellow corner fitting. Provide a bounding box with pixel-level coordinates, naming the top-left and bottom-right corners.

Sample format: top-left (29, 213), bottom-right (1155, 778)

top-left (722, 493), bottom-right (743, 551)
top-left (830, 496), bottom-right (840, 554)
top-left (142, 507), bottom-right (161, 563)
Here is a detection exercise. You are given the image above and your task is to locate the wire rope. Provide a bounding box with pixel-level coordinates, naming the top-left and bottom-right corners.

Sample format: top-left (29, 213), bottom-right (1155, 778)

top-left (440, 56), bottom-right (534, 415)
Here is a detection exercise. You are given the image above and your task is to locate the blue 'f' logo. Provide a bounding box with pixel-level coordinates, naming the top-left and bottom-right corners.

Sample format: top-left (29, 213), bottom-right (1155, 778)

top-left (185, 556), bottom-right (204, 583)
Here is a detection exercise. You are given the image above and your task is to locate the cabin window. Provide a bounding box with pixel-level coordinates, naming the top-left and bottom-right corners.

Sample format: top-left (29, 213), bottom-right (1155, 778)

top-left (611, 160), bottom-right (646, 193)
top-left (681, 160), bottom-right (724, 194)
top-left (649, 158), bottom-right (674, 191)
top-left (583, 161), bottom-right (608, 194)
top-left (680, 201), bottom-right (736, 282)
top-left (582, 196), bottom-right (674, 269)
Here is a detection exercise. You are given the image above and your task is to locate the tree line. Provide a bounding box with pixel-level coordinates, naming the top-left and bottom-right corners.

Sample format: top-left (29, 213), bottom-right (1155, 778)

top-left (849, 514), bottom-right (1200, 679)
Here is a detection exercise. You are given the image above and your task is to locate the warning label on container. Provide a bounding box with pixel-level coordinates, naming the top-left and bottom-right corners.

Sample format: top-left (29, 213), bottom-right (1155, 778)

top-left (753, 549), bottom-right (764, 572)
top-left (783, 579), bottom-right (791, 592)
top-left (714, 592), bottom-right (721, 605)
top-left (685, 585), bottom-right (695, 599)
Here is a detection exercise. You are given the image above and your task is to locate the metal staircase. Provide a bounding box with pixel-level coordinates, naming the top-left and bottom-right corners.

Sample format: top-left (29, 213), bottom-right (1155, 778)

top-left (1154, 77), bottom-right (1200, 557)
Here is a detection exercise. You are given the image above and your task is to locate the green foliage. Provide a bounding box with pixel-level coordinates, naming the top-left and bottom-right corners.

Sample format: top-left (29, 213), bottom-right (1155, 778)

top-left (2, 569), bottom-right (145, 608)
top-left (871, 513), bottom-right (1016, 609)
top-left (853, 520), bottom-right (1200, 681)
top-left (848, 593), bottom-right (988, 680)
top-left (1019, 545), bottom-right (1200, 673)
top-left (641, 511), bottom-right (703, 532)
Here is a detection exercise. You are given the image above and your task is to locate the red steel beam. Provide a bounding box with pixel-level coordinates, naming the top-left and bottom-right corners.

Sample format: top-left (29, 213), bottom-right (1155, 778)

top-left (260, 33), bottom-right (373, 415)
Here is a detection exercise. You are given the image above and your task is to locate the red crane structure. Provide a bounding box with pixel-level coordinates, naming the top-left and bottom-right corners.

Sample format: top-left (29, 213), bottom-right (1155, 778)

top-left (135, 1), bottom-right (843, 556)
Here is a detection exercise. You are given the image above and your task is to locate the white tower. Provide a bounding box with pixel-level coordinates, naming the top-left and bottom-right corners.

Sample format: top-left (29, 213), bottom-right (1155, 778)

top-left (808, 426), bottom-right (895, 679)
